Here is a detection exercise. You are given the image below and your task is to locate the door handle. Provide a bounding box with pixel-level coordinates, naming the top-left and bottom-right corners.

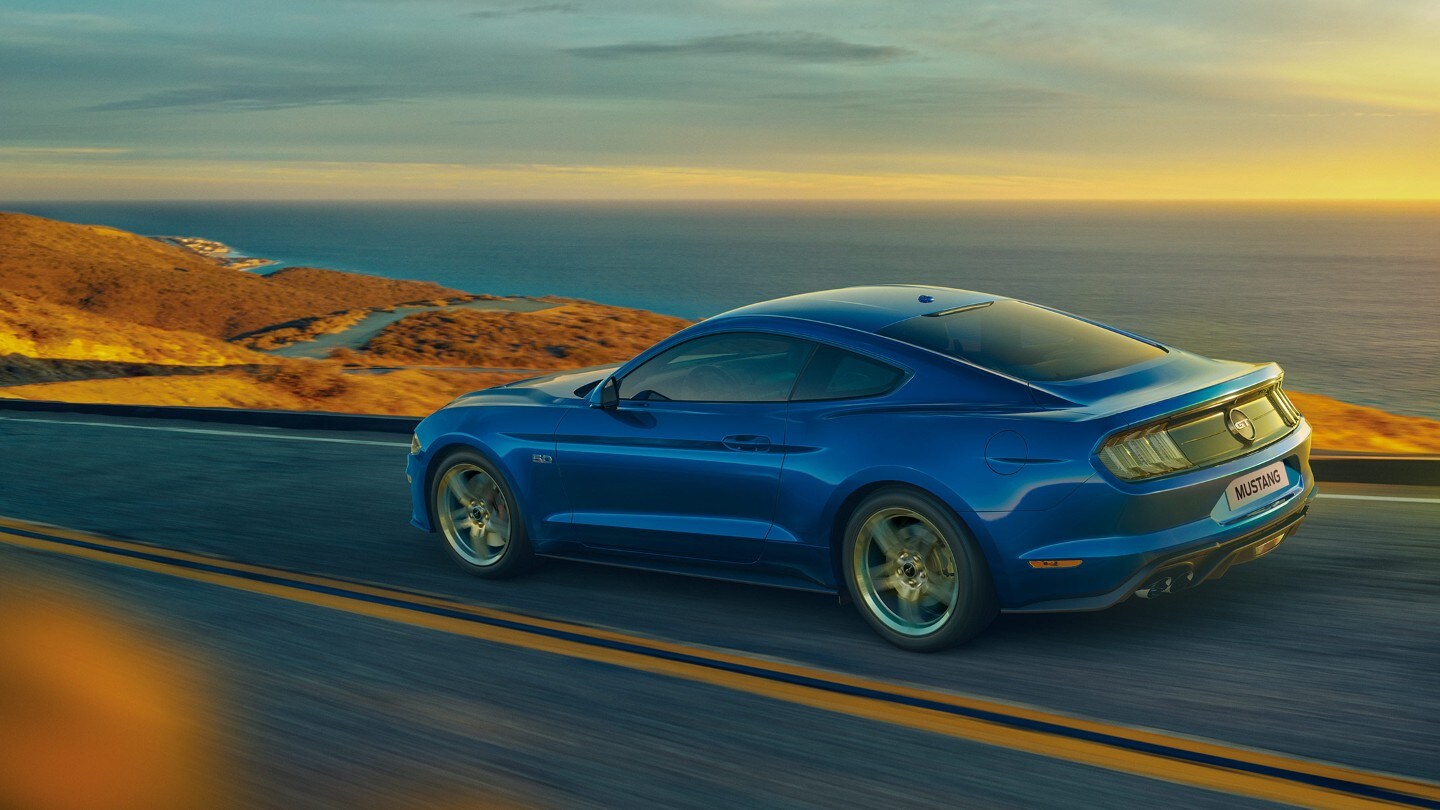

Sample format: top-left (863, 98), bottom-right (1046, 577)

top-left (722, 434), bottom-right (772, 452)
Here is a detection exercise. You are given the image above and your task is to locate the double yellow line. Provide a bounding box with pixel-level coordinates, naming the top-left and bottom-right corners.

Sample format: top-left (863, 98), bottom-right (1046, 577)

top-left (1, 515), bottom-right (1435, 809)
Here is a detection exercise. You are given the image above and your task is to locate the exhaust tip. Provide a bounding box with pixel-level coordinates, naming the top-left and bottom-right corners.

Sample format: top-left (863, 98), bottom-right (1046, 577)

top-left (1135, 569), bottom-right (1195, 599)
top-left (1134, 576), bottom-right (1173, 599)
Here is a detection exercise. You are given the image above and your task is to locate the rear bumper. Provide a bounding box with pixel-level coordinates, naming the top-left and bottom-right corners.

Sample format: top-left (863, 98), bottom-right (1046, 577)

top-left (993, 419), bottom-right (1315, 611)
top-left (1004, 495), bottom-right (1313, 612)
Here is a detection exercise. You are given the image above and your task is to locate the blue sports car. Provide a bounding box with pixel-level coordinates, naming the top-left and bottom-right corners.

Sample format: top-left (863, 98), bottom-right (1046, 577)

top-left (407, 286), bottom-right (1316, 651)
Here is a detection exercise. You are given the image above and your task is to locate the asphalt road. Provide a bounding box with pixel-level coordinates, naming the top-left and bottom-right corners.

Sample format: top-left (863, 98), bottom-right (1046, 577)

top-left (0, 412), bottom-right (1436, 809)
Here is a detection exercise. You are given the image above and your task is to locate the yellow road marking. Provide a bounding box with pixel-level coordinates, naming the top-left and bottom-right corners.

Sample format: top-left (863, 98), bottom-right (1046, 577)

top-left (0, 515), bottom-right (1435, 809)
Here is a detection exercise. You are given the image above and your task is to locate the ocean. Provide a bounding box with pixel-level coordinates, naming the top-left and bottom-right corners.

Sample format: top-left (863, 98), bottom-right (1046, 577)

top-left (7, 201), bottom-right (1438, 419)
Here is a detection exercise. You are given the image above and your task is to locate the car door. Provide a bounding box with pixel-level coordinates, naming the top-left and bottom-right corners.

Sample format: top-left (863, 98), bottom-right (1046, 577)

top-left (553, 332), bottom-right (815, 563)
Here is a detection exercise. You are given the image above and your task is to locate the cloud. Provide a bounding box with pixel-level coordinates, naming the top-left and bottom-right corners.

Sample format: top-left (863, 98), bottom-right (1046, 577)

top-left (0, 147), bottom-right (130, 155)
top-left (0, 10), bottom-right (132, 33)
top-left (764, 83), bottom-right (1090, 117)
top-left (567, 31), bottom-right (913, 64)
top-left (449, 118), bottom-right (521, 126)
top-left (467, 3), bottom-right (580, 20)
top-left (86, 84), bottom-right (406, 112)
top-left (5, 0), bottom-right (1433, 198)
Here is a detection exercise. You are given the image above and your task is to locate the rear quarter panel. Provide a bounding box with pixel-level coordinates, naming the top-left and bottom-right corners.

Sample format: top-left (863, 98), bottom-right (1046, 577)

top-left (775, 350), bottom-right (1098, 592)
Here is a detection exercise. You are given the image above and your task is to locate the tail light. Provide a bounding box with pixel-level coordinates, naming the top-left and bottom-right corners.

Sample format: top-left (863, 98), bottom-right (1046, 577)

top-left (1272, 385), bottom-right (1302, 425)
top-left (1098, 424), bottom-right (1194, 480)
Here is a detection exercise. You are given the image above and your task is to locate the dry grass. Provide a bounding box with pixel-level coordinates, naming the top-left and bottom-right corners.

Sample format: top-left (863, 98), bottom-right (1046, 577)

top-left (233, 309), bottom-right (371, 350)
top-left (0, 355), bottom-right (256, 387)
top-left (0, 212), bottom-right (465, 338)
top-left (0, 290), bottom-right (268, 367)
top-left (357, 302), bottom-right (692, 368)
top-left (1287, 391), bottom-right (1440, 454)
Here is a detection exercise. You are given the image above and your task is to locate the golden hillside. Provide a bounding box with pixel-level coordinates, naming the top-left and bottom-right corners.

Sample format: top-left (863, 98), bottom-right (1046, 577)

top-left (0, 212), bottom-right (464, 339)
top-left (348, 302), bottom-right (693, 368)
top-left (233, 309), bottom-right (372, 350)
top-left (1287, 392), bottom-right (1440, 455)
top-left (0, 290), bottom-right (267, 367)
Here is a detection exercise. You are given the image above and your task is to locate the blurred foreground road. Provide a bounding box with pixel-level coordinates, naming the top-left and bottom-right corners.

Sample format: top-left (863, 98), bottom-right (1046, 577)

top-left (0, 413), bottom-right (1436, 809)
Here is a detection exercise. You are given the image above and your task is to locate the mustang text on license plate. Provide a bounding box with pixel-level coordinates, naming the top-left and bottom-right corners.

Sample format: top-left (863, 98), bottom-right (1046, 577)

top-left (1225, 460), bottom-right (1288, 511)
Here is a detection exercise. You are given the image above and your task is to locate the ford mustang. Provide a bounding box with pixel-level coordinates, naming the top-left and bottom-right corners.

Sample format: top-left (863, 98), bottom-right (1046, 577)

top-left (406, 286), bottom-right (1316, 651)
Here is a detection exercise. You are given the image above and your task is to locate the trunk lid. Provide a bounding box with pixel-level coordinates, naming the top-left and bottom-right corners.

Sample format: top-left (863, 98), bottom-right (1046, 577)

top-left (1035, 350), bottom-right (1301, 472)
top-left (1032, 349), bottom-right (1278, 421)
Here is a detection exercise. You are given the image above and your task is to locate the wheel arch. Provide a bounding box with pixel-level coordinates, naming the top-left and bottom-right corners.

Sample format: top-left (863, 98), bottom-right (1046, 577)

top-left (824, 473), bottom-right (1001, 593)
top-left (419, 436), bottom-right (509, 533)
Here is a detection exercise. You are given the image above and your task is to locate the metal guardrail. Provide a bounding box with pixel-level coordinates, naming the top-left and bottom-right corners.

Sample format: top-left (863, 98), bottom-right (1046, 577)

top-left (1306, 455), bottom-right (1440, 487)
top-left (1, 398), bottom-right (1435, 486)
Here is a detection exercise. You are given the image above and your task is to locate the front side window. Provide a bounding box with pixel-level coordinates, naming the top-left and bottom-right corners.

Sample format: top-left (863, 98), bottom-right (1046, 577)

top-left (620, 332), bottom-right (814, 402)
top-left (878, 300), bottom-right (1165, 382)
top-left (792, 344), bottom-right (905, 401)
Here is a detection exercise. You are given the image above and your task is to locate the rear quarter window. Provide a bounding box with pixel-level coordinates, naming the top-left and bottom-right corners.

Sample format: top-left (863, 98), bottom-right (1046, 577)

top-left (791, 344), bottom-right (905, 401)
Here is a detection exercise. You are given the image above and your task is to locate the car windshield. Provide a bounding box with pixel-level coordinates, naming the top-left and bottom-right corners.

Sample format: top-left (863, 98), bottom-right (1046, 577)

top-left (877, 300), bottom-right (1166, 382)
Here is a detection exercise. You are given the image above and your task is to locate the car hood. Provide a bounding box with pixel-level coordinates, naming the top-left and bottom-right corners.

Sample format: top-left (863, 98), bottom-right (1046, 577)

top-left (446, 363), bottom-right (620, 408)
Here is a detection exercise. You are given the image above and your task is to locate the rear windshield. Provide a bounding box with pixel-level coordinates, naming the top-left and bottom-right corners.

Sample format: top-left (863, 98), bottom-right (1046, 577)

top-left (877, 300), bottom-right (1165, 382)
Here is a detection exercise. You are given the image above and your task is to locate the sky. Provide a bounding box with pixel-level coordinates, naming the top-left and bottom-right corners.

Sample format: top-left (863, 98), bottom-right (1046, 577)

top-left (0, 0), bottom-right (1436, 200)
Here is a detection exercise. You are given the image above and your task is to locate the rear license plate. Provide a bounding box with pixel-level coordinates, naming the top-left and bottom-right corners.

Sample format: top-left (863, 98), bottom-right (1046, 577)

top-left (1225, 460), bottom-right (1288, 511)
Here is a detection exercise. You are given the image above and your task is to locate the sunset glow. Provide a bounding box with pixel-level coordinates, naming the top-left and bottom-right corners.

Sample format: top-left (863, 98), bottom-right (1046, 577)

top-left (1, 0), bottom-right (1436, 200)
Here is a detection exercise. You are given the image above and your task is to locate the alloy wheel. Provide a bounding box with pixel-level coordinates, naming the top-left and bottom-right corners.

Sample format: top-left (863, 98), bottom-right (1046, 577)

top-left (852, 507), bottom-right (961, 636)
top-left (436, 463), bottom-right (512, 567)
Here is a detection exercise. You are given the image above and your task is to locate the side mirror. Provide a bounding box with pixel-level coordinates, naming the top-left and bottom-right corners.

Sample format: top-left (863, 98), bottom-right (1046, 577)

top-left (595, 376), bottom-right (619, 410)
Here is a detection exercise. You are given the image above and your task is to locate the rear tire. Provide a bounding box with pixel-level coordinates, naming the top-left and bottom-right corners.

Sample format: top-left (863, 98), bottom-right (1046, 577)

top-left (431, 449), bottom-right (534, 579)
top-left (842, 487), bottom-right (996, 651)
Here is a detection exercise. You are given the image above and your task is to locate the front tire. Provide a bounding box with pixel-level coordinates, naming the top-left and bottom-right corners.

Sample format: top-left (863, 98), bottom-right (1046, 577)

top-left (431, 450), bottom-right (534, 579)
top-left (842, 488), bottom-right (996, 651)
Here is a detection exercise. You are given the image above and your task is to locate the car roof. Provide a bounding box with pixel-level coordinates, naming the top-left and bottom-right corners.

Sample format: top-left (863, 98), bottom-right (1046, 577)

top-left (712, 285), bottom-right (1000, 333)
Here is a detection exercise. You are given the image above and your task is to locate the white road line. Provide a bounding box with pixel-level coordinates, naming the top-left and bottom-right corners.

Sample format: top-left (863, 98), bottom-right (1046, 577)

top-left (0, 416), bottom-right (408, 448)
top-left (1317, 493), bottom-right (1440, 505)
